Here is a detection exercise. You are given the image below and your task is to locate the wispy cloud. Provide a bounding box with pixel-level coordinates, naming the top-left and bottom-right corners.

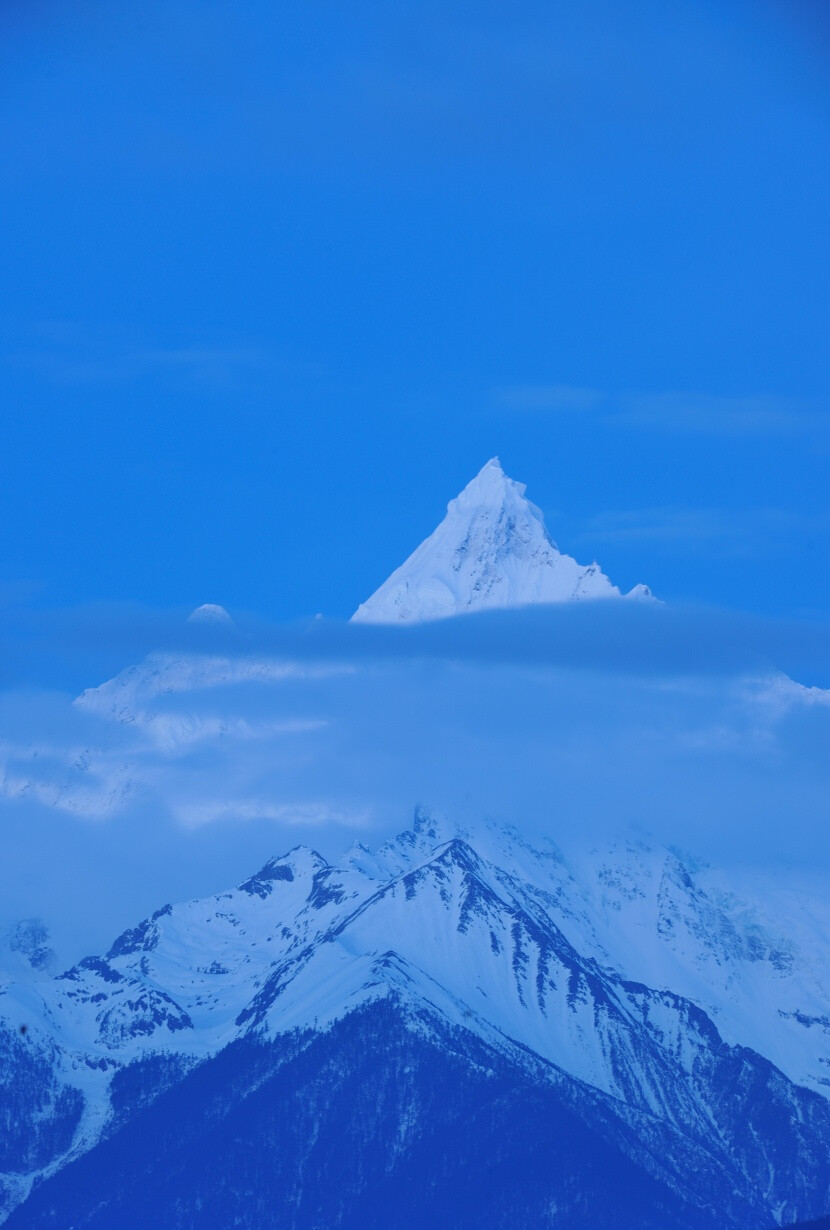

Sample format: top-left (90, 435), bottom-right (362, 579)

top-left (3, 322), bottom-right (322, 393)
top-left (55, 346), bottom-right (272, 389)
top-left (495, 385), bottom-right (603, 412)
top-left (497, 384), bottom-right (827, 437)
top-left (173, 798), bottom-right (370, 830)
top-left (2, 606), bottom-right (830, 963)
top-left (616, 392), bottom-right (819, 436)
top-left (0, 581), bottom-right (43, 610)
top-left (577, 506), bottom-right (825, 557)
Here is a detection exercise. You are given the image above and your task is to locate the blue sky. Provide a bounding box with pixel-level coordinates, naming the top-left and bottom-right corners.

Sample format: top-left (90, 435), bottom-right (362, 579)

top-left (3, 0), bottom-right (830, 620)
top-left (3, 1), bottom-right (830, 960)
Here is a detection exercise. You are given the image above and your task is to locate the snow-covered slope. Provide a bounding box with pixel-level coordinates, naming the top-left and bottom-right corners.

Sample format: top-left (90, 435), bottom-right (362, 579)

top-left (3, 810), bottom-right (830, 1226)
top-left (352, 457), bottom-right (651, 623)
top-left (74, 651), bottom-right (327, 728)
top-left (187, 603), bottom-right (234, 626)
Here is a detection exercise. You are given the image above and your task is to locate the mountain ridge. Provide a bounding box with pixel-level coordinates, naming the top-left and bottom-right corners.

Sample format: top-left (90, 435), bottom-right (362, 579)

top-left (2, 810), bottom-right (829, 1226)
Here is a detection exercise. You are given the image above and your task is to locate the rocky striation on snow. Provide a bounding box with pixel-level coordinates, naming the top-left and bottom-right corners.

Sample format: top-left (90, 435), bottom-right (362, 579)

top-left (352, 457), bottom-right (652, 623)
top-left (2, 811), bottom-right (829, 1227)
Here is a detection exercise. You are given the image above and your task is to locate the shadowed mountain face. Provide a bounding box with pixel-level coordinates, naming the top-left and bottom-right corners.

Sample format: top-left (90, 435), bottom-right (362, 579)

top-left (2, 813), bottom-right (830, 1227)
top-left (4, 1003), bottom-right (723, 1230)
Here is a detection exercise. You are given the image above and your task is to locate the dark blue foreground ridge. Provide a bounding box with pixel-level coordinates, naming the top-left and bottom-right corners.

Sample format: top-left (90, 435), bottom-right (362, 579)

top-left (3, 1001), bottom-right (732, 1230)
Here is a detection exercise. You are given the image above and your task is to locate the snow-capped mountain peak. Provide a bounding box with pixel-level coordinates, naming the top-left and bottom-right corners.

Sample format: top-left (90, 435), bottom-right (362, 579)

top-left (449, 454), bottom-right (520, 511)
top-left (352, 458), bottom-right (651, 623)
top-left (187, 604), bottom-right (234, 626)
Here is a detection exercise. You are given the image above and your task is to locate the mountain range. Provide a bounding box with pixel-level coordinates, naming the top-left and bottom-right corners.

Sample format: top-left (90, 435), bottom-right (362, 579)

top-left (2, 809), bottom-right (829, 1227)
top-left (1, 460), bottom-right (827, 1227)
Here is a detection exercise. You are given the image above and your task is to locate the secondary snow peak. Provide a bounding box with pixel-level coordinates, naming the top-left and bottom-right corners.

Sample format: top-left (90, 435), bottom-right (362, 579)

top-left (187, 603), bottom-right (234, 626)
top-left (352, 459), bottom-right (652, 623)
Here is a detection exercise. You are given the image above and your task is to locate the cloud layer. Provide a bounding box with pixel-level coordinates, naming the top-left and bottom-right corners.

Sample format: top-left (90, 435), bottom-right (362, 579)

top-left (1, 604), bottom-right (829, 966)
